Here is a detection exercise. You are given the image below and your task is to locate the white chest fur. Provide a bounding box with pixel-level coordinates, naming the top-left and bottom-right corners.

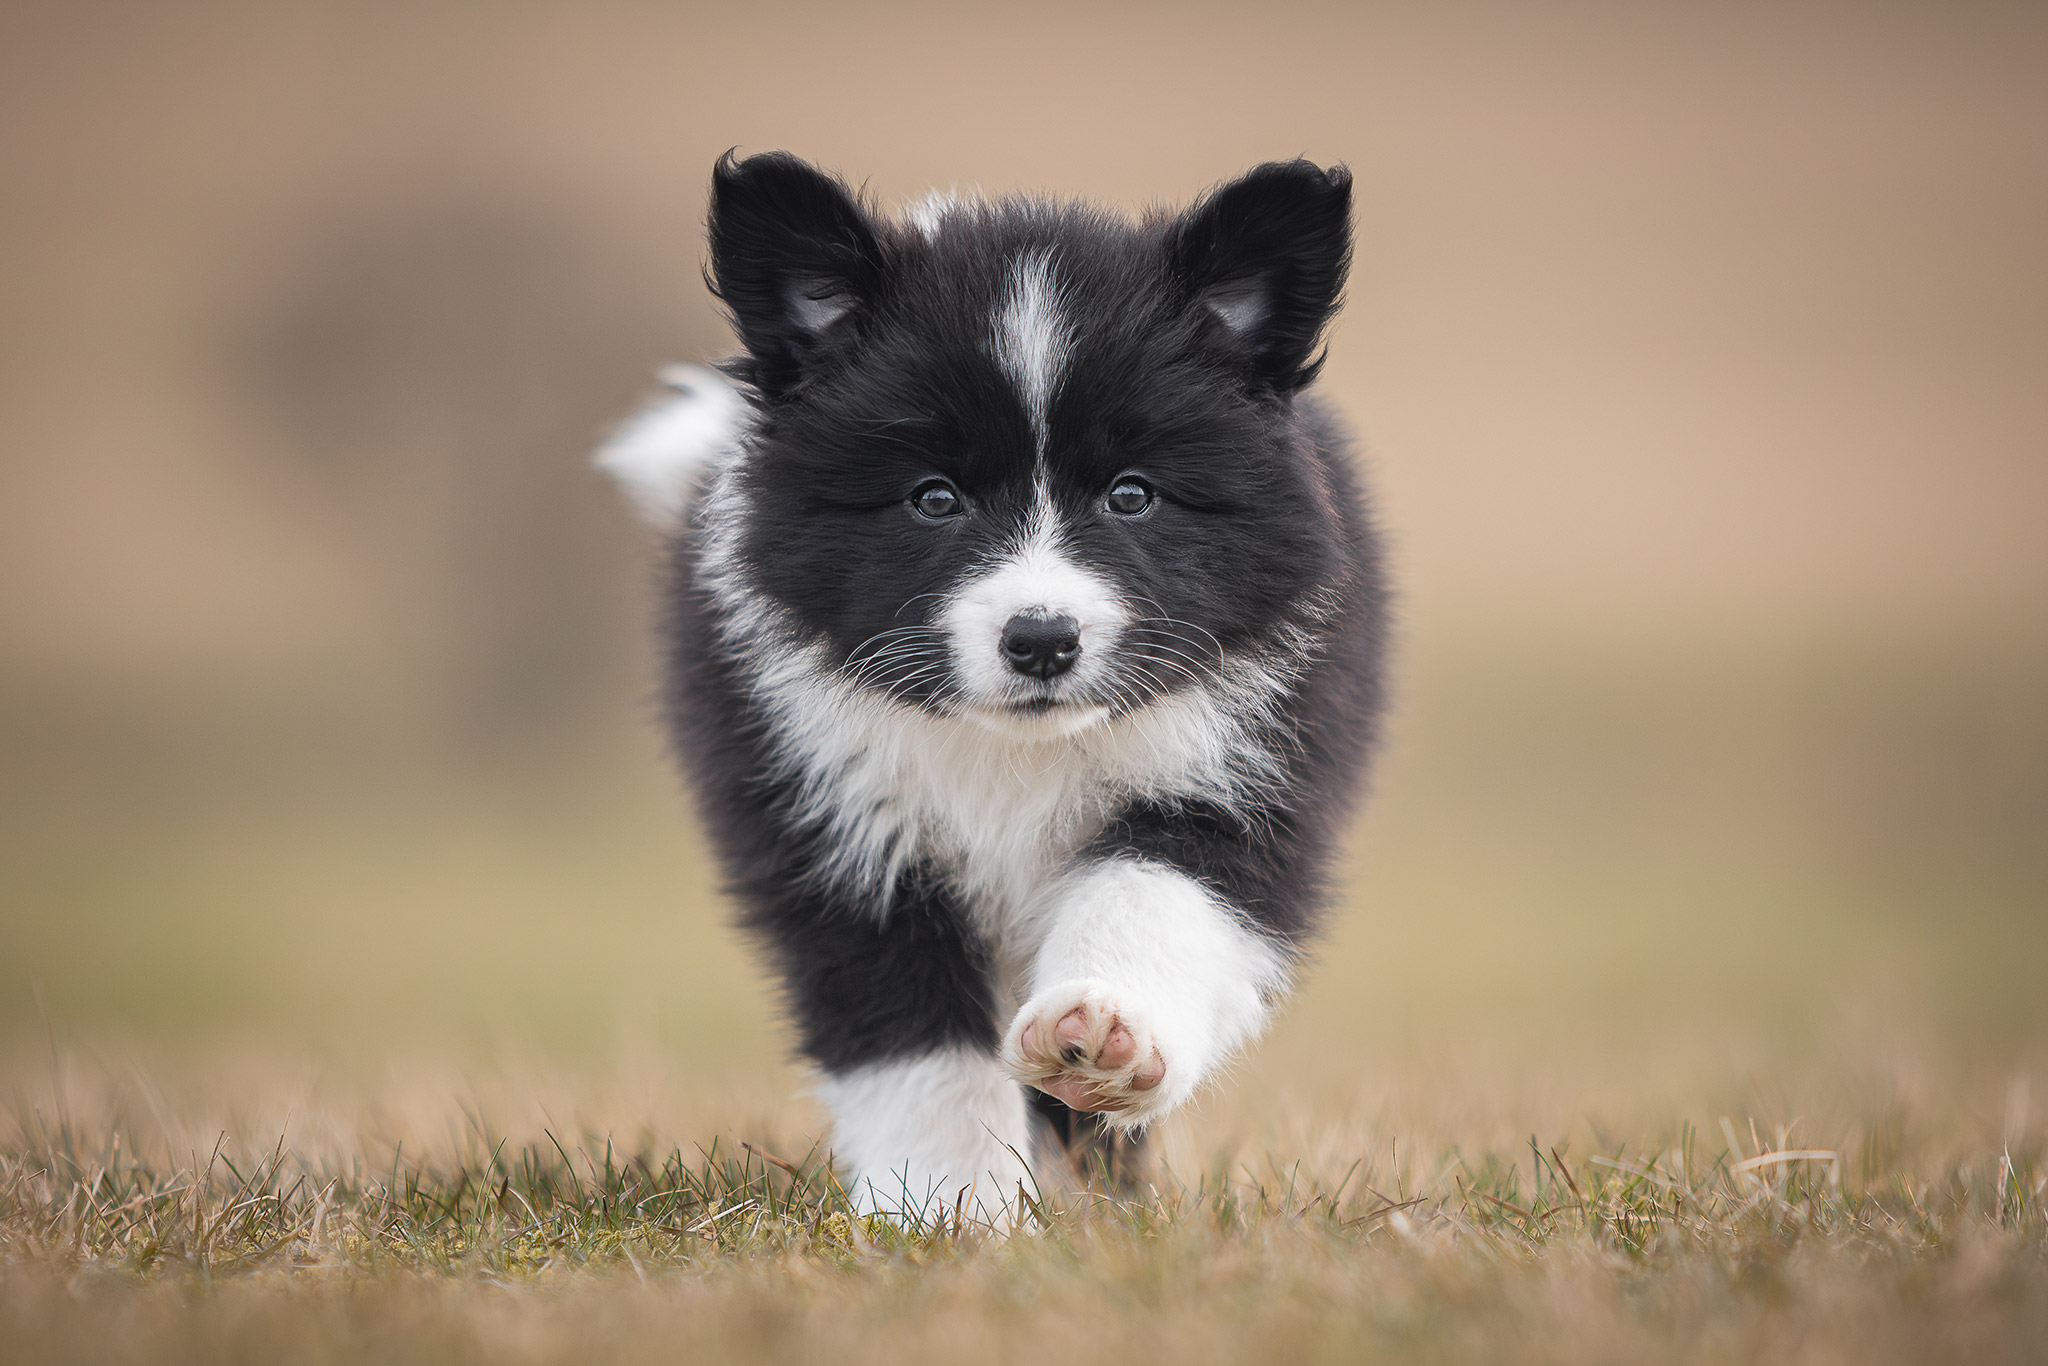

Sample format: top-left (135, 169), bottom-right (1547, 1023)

top-left (732, 628), bottom-right (1287, 984)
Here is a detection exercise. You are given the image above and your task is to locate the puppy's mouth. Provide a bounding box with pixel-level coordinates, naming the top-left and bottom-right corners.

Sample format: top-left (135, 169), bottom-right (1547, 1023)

top-left (960, 691), bottom-right (1113, 739)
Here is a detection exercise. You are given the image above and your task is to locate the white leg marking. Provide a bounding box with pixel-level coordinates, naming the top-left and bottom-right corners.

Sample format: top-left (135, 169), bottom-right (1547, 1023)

top-left (816, 1046), bottom-right (1034, 1221)
top-left (1001, 860), bottom-right (1288, 1130)
top-left (992, 250), bottom-right (1071, 451)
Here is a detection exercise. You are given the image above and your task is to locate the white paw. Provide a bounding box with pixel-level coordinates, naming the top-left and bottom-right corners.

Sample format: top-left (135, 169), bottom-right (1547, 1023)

top-left (814, 1047), bottom-right (1036, 1226)
top-left (1000, 981), bottom-right (1174, 1128)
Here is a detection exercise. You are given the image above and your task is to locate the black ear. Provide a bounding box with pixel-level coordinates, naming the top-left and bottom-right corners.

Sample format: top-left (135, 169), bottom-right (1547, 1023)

top-left (707, 151), bottom-right (886, 398)
top-left (1166, 160), bottom-right (1353, 391)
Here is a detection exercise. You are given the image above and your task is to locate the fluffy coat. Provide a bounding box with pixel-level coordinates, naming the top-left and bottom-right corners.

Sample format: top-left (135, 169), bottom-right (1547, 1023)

top-left (598, 152), bottom-right (1388, 1218)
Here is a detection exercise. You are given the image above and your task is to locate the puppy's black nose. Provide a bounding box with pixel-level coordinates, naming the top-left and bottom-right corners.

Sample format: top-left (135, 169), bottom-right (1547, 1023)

top-left (1001, 614), bottom-right (1081, 679)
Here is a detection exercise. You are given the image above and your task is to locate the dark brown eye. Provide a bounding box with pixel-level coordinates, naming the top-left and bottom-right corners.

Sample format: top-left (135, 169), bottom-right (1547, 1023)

top-left (912, 480), bottom-right (963, 519)
top-left (1106, 478), bottom-right (1153, 516)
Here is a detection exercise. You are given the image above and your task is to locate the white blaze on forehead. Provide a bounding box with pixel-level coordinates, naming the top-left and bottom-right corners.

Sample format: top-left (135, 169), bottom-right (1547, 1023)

top-left (992, 250), bottom-right (1071, 452)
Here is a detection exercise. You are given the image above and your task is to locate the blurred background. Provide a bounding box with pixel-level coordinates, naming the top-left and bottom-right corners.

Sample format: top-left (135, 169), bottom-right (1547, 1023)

top-left (2, 1), bottom-right (2044, 1131)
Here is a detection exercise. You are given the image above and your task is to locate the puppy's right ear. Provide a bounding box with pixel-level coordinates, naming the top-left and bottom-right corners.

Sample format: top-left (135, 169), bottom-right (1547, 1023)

top-left (708, 151), bottom-right (886, 399)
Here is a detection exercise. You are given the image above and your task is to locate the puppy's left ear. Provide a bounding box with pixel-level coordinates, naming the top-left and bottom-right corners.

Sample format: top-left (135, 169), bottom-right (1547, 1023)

top-left (1167, 160), bottom-right (1353, 391)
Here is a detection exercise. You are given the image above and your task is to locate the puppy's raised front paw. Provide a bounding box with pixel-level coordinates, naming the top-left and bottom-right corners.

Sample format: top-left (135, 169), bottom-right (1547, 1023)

top-left (1001, 981), bottom-right (1171, 1126)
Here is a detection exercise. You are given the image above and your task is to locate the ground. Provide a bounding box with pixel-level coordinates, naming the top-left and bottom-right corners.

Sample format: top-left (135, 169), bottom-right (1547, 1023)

top-left (4, 633), bottom-right (2045, 1362)
top-left (3, 1031), bottom-right (2044, 1365)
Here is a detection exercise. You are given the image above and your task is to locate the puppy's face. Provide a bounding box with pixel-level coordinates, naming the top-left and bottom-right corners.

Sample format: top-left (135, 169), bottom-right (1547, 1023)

top-left (709, 155), bottom-right (1353, 733)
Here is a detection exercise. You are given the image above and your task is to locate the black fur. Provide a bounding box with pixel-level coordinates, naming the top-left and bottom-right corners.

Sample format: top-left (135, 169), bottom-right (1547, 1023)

top-left (658, 153), bottom-right (1388, 1180)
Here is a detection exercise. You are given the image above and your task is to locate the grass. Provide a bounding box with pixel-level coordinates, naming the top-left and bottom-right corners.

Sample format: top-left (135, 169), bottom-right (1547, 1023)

top-left (4, 630), bottom-right (2046, 1360)
top-left (3, 1044), bottom-right (2045, 1364)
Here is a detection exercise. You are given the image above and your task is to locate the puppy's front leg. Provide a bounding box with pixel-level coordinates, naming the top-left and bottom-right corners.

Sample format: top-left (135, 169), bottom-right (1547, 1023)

top-left (755, 880), bottom-right (1033, 1222)
top-left (1000, 859), bottom-right (1290, 1130)
top-left (817, 1046), bottom-right (1033, 1221)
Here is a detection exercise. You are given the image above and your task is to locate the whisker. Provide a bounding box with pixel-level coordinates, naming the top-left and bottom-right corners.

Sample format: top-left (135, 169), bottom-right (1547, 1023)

top-left (846, 637), bottom-right (943, 671)
top-left (892, 592), bottom-right (950, 619)
top-left (844, 624), bottom-right (945, 656)
top-left (1127, 618), bottom-right (1225, 667)
top-left (1126, 603), bottom-right (1225, 661)
top-left (843, 654), bottom-right (926, 689)
top-left (870, 659), bottom-right (954, 699)
top-left (1124, 632), bottom-right (1216, 673)
top-left (840, 627), bottom-right (947, 676)
top-left (1123, 651), bottom-right (1205, 686)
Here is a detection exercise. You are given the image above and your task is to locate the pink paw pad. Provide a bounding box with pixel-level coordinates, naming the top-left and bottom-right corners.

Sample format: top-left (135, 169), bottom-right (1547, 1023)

top-left (1008, 992), bottom-right (1167, 1115)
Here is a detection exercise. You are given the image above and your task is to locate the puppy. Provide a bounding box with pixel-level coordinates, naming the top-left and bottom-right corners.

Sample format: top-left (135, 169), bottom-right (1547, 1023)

top-left (598, 152), bottom-right (1388, 1219)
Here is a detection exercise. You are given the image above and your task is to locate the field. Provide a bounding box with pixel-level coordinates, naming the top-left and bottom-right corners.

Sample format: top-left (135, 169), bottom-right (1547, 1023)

top-left (6, 632), bottom-right (2046, 1363)
top-left (3, 1049), bottom-right (2045, 1365)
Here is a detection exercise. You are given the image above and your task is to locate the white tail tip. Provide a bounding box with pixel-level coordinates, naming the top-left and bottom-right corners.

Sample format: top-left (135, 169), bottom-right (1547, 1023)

top-left (593, 363), bottom-right (745, 529)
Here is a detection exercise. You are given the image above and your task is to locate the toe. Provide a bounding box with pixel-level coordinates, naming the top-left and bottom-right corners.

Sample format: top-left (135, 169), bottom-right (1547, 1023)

top-left (1054, 1007), bottom-right (1091, 1063)
top-left (1095, 1019), bottom-right (1137, 1071)
top-left (1131, 1046), bottom-right (1167, 1092)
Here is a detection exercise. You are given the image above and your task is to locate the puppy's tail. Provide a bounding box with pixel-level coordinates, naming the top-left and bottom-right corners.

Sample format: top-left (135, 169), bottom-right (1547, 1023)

top-left (593, 363), bottom-right (746, 529)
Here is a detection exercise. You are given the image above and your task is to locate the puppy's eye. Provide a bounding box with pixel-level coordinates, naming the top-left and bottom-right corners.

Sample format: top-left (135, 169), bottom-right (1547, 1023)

top-left (912, 480), bottom-right (963, 519)
top-left (1106, 478), bottom-right (1154, 516)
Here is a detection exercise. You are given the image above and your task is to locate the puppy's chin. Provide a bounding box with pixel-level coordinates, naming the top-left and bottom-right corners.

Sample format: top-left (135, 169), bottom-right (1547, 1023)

top-left (959, 698), bottom-right (1113, 742)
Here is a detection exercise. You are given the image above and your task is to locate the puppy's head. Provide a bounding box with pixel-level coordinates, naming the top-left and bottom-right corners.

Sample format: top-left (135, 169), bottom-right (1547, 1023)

top-left (707, 152), bottom-right (1352, 735)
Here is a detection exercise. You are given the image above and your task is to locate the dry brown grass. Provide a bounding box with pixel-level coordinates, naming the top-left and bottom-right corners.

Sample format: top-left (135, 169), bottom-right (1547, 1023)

top-left (4, 629), bottom-right (2046, 1362)
top-left (3, 1037), bottom-right (2044, 1365)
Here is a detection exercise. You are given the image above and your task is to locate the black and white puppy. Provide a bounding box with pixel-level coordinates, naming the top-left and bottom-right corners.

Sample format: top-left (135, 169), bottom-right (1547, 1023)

top-left (599, 152), bottom-right (1388, 1217)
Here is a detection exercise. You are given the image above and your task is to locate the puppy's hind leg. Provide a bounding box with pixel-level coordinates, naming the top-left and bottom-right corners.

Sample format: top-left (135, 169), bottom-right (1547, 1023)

top-left (1026, 1087), bottom-right (1151, 1196)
